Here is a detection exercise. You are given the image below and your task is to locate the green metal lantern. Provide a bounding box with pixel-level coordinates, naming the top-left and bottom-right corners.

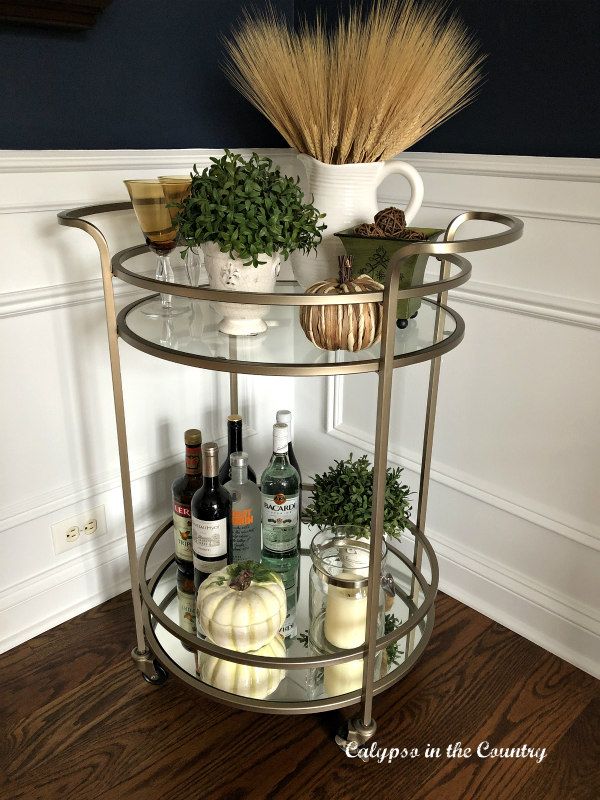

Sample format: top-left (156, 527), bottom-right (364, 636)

top-left (334, 227), bottom-right (443, 327)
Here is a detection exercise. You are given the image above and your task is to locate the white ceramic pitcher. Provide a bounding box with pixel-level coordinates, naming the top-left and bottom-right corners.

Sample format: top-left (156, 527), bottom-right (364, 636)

top-left (291, 154), bottom-right (424, 289)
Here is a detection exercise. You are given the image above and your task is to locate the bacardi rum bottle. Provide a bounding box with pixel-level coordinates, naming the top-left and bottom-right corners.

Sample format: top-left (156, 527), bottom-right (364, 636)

top-left (260, 423), bottom-right (299, 638)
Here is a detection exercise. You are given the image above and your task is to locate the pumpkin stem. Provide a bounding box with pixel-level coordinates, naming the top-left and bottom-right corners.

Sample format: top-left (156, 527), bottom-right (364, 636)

top-left (229, 569), bottom-right (253, 591)
top-left (338, 255), bottom-right (353, 285)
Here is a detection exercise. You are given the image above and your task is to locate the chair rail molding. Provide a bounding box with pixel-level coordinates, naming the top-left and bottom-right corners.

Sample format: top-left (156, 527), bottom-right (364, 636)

top-left (394, 151), bottom-right (600, 184)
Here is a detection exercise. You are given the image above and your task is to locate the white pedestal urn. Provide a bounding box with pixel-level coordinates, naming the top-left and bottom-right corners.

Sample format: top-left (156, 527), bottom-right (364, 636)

top-left (202, 241), bottom-right (281, 336)
top-left (290, 154), bottom-right (425, 289)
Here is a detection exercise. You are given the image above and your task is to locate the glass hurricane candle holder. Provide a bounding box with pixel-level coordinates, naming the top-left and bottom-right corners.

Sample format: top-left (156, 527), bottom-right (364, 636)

top-left (308, 526), bottom-right (387, 697)
top-left (124, 179), bottom-right (188, 317)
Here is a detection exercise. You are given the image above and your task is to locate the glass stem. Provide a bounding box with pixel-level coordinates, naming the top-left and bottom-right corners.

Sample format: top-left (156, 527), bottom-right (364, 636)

top-left (184, 247), bottom-right (199, 287)
top-left (157, 254), bottom-right (173, 310)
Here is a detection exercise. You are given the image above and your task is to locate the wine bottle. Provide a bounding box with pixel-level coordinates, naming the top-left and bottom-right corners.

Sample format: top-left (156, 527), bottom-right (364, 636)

top-left (218, 415), bottom-right (257, 486)
top-left (224, 452), bottom-right (261, 563)
top-left (176, 563), bottom-right (196, 652)
top-left (191, 442), bottom-right (232, 593)
top-left (261, 423), bottom-right (299, 638)
top-left (171, 429), bottom-right (203, 568)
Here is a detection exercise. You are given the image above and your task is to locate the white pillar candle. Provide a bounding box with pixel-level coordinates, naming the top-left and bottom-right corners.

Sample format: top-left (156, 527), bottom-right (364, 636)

top-left (324, 658), bottom-right (363, 696)
top-left (324, 571), bottom-right (368, 649)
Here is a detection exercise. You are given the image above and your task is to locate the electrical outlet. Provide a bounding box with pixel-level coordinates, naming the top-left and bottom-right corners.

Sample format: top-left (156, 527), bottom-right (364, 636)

top-left (51, 505), bottom-right (107, 555)
top-left (83, 519), bottom-right (97, 535)
top-left (66, 526), bottom-right (80, 542)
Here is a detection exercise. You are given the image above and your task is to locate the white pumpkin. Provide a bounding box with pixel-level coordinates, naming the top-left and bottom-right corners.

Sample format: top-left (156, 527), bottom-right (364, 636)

top-left (196, 562), bottom-right (286, 652)
top-left (199, 635), bottom-right (286, 699)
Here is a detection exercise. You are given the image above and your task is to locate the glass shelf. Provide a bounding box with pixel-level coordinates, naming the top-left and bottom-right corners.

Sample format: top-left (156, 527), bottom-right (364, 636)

top-left (146, 536), bottom-right (432, 709)
top-left (117, 291), bottom-right (463, 377)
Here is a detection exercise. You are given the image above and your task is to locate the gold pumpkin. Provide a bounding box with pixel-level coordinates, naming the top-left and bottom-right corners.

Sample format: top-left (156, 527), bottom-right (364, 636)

top-left (299, 259), bottom-right (384, 352)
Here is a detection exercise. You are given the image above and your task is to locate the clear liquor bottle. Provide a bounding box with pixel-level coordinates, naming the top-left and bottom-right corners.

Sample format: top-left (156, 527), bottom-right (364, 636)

top-left (224, 451), bottom-right (261, 563)
top-left (261, 423), bottom-right (299, 638)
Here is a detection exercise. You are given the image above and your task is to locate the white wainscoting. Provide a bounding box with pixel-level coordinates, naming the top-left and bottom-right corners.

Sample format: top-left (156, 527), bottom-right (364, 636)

top-left (3, 148), bottom-right (599, 678)
top-left (0, 148), bottom-right (297, 653)
top-left (296, 152), bottom-right (600, 678)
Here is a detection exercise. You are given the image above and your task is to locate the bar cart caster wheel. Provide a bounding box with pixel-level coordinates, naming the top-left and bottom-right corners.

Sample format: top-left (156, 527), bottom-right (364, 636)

top-left (335, 717), bottom-right (377, 760)
top-left (131, 647), bottom-right (168, 685)
top-left (410, 311), bottom-right (418, 319)
top-left (142, 663), bottom-right (168, 686)
top-left (396, 318), bottom-right (409, 329)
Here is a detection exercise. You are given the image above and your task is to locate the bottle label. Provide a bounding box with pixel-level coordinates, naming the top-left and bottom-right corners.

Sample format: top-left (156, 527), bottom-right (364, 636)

top-left (177, 589), bottom-right (196, 634)
top-left (261, 493), bottom-right (298, 553)
top-left (280, 610), bottom-right (297, 639)
top-left (185, 445), bottom-right (201, 475)
top-left (280, 578), bottom-right (297, 638)
top-left (231, 507), bottom-right (261, 562)
top-left (192, 516), bottom-right (227, 572)
top-left (173, 502), bottom-right (193, 562)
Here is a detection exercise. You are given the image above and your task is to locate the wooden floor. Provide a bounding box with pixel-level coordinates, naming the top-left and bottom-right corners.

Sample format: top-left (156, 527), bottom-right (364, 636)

top-left (1, 592), bottom-right (598, 800)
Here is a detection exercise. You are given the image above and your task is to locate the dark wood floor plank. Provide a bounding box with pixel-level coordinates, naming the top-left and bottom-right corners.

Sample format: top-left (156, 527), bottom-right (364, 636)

top-left (517, 695), bottom-right (600, 800)
top-left (410, 631), bottom-right (596, 800)
top-left (0, 591), bottom-right (135, 724)
top-left (0, 591), bottom-right (597, 800)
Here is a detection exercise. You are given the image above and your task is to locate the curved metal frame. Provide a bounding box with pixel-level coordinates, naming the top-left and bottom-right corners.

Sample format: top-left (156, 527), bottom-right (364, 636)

top-left (57, 201), bottom-right (523, 734)
top-left (111, 245), bottom-right (473, 304)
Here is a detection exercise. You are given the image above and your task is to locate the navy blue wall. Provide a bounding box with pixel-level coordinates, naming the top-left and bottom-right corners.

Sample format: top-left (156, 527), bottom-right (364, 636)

top-left (2, 0), bottom-right (598, 155)
top-left (295, 0), bottom-right (600, 158)
top-left (0, 0), bottom-right (293, 149)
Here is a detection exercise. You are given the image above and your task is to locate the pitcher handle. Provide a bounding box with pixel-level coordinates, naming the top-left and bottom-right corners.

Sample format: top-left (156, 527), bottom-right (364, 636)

top-left (379, 160), bottom-right (424, 225)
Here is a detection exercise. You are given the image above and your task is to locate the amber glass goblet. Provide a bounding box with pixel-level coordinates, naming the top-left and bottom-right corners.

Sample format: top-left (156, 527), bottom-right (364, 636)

top-left (124, 179), bottom-right (187, 317)
top-left (158, 175), bottom-right (203, 287)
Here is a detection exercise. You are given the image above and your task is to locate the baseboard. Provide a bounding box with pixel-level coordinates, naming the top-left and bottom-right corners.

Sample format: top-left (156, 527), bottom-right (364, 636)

top-left (0, 516), bottom-right (165, 654)
top-left (432, 528), bottom-right (600, 679)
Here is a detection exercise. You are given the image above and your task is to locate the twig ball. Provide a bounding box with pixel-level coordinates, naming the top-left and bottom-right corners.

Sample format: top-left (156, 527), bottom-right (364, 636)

top-left (374, 206), bottom-right (407, 237)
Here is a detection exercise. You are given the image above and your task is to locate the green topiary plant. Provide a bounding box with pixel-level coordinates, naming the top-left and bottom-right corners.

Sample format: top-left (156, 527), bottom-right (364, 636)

top-left (302, 453), bottom-right (411, 538)
top-left (175, 149), bottom-right (325, 267)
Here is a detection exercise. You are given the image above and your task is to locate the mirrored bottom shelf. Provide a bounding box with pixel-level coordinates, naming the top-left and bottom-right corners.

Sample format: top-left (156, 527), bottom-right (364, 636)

top-left (148, 555), bottom-right (430, 706)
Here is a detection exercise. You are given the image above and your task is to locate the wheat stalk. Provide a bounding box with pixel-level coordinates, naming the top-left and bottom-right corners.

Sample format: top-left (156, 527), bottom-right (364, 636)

top-left (222, 1), bottom-right (483, 164)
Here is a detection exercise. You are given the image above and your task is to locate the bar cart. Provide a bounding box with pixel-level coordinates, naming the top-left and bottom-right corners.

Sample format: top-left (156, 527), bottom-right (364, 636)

top-left (57, 202), bottom-right (522, 752)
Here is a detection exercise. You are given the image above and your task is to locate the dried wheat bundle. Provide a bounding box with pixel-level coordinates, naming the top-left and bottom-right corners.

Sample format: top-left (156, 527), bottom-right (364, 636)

top-left (223, 1), bottom-right (483, 164)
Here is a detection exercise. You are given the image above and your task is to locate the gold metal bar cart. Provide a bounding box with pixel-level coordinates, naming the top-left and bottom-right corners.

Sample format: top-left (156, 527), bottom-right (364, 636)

top-left (57, 202), bottom-right (522, 751)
